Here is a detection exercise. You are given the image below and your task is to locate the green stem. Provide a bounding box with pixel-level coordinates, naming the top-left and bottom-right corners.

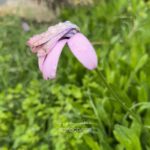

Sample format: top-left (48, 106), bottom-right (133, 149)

top-left (96, 69), bottom-right (140, 123)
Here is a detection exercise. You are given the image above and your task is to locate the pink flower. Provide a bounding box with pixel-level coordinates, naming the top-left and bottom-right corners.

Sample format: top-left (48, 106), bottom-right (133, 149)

top-left (27, 21), bottom-right (98, 80)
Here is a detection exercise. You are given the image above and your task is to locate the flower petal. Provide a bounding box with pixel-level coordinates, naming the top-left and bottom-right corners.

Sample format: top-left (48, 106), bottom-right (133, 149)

top-left (27, 32), bottom-right (48, 47)
top-left (27, 21), bottom-right (79, 48)
top-left (67, 33), bottom-right (98, 70)
top-left (29, 29), bottom-right (77, 56)
top-left (42, 39), bottom-right (67, 80)
top-left (37, 29), bottom-right (73, 57)
top-left (38, 56), bottom-right (45, 72)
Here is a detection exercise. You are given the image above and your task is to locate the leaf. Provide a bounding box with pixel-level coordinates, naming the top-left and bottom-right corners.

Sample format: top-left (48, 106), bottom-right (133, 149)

top-left (84, 135), bottom-right (100, 150)
top-left (113, 122), bottom-right (142, 150)
top-left (137, 86), bottom-right (148, 102)
top-left (135, 54), bottom-right (148, 72)
top-left (138, 102), bottom-right (150, 113)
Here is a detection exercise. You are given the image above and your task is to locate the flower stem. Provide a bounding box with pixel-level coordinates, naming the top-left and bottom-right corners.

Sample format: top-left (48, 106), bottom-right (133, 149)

top-left (96, 69), bottom-right (140, 123)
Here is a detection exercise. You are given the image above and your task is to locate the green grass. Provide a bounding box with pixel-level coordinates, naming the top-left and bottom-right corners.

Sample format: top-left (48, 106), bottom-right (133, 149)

top-left (0, 0), bottom-right (150, 149)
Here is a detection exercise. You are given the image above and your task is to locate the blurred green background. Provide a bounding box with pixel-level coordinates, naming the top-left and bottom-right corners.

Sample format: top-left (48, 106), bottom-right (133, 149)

top-left (0, 0), bottom-right (150, 149)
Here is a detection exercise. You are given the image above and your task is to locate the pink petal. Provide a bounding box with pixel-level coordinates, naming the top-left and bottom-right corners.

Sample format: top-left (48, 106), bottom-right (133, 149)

top-left (42, 39), bottom-right (67, 80)
top-left (28, 28), bottom-right (75, 56)
top-left (27, 32), bottom-right (47, 47)
top-left (27, 21), bottom-right (79, 48)
top-left (38, 56), bottom-right (45, 72)
top-left (36, 29), bottom-right (72, 56)
top-left (67, 33), bottom-right (98, 70)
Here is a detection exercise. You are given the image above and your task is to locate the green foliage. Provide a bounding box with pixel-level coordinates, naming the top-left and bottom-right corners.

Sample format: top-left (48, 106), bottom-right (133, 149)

top-left (0, 0), bottom-right (150, 149)
top-left (114, 120), bottom-right (142, 150)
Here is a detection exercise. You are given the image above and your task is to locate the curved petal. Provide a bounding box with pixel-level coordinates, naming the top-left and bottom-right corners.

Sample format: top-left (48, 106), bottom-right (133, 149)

top-left (27, 21), bottom-right (79, 48)
top-left (42, 39), bottom-right (67, 80)
top-left (29, 29), bottom-right (76, 55)
top-left (67, 33), bottom-right (98, 70)
top-left (38, 56), bottom-right (45, 72)
top-left (27, 32), bottom-right (48, 47)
